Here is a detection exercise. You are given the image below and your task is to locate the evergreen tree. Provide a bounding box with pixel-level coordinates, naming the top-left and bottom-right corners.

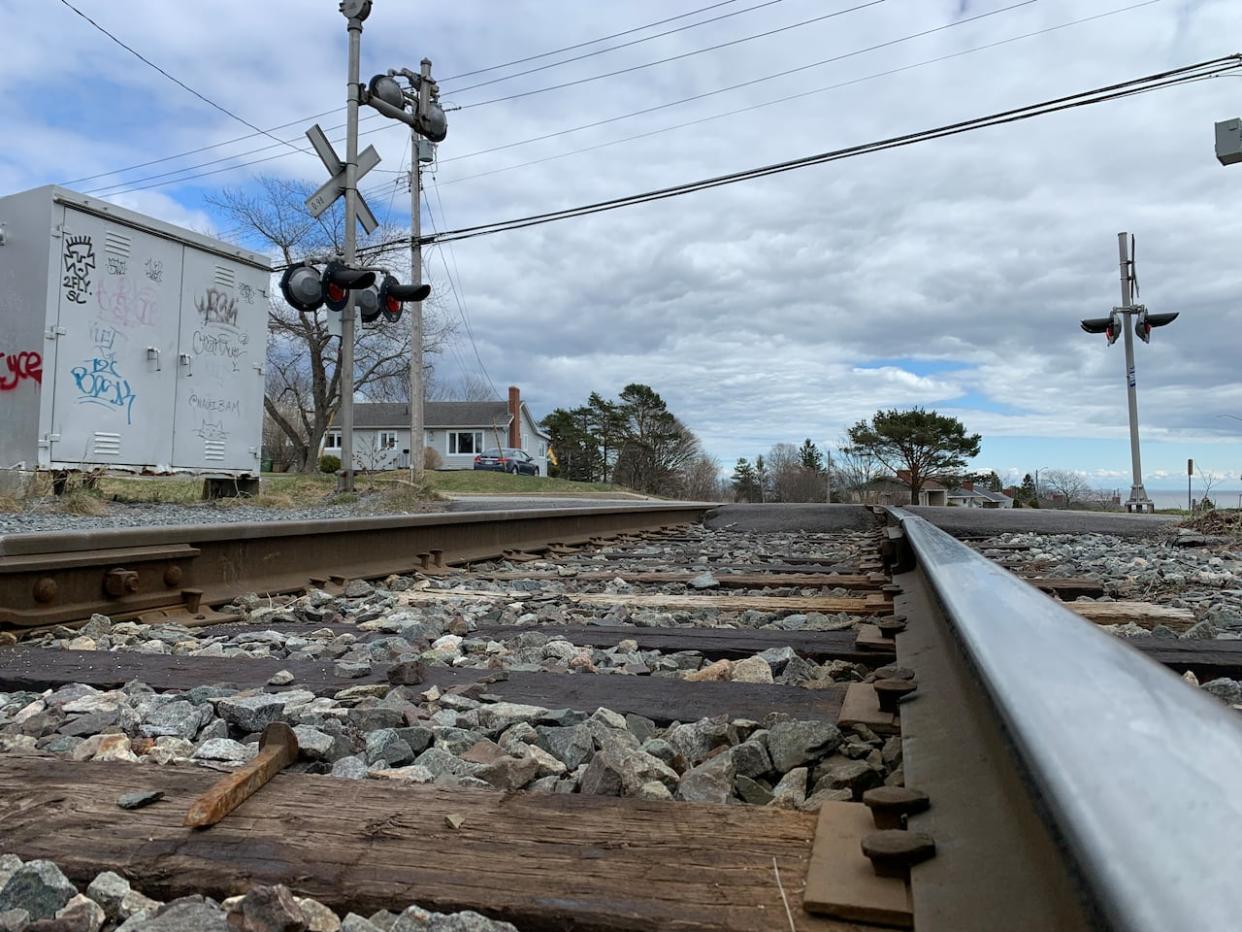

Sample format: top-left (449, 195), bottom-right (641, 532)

top-left (846, 408), bottom-right (982, 505)
top-left (986, 471), bottom-right (1003, 492)
top-left (754, 454), bottom-right (768, 503)
top-left (731, 458), bottom-right (760, 502)
top-left (799, 439), bottom-right (824, 473)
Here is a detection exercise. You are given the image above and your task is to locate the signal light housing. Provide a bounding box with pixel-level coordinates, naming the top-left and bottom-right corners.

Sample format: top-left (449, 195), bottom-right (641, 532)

top-left (1135, 308), bottom-right (1178, 344)
top-left (1080, 315), bottom-right (1121, 345)
top-left (280, 262), bottom-right (327, 313)
top-left (379, 274), bottom-right (431, 323)
top-left (322, 261), bottom-right (376, 313)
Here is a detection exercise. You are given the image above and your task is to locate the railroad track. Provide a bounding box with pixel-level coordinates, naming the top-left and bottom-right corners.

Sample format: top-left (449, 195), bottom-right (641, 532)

top-left (0, 504), bottom-right (1238, 930)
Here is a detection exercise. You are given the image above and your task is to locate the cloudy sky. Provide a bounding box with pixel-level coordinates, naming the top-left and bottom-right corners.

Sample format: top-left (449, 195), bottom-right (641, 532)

top-left (4, 0), bottom-right (1242, 492)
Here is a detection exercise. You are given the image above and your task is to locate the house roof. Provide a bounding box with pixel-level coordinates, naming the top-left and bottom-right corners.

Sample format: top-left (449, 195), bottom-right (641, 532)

top-left (949, 486), bottom-right (1013, 503)
top-left (340, 402), bottom-right (510, 429)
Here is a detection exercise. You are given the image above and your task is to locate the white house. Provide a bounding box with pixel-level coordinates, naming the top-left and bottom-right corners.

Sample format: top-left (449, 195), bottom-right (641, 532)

top-left (322, 386), bottom-right (550, 473)
top-left (945, 480), bottom-right (1014, 508)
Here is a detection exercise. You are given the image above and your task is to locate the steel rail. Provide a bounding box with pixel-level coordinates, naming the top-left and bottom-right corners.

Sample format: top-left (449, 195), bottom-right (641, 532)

top-left (0, 503), bottom-right (710, 628)
top-left (888, 507), bottom-right (1242, 930)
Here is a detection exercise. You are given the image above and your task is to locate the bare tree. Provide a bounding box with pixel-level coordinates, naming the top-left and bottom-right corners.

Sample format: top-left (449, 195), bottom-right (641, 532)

top-left (830, 441), bottom-right (885, 503)
top-left (428, 372), bottom-right (496, 402)
top-left (1198, 468), bottom-right (1222, 510)
top-left (766, 442), bottom-right (824, 502)
top-left (679, 453), bottom-right (726, 501)
top-left (208, 178), bottom-right (451, 472)
top-left (1042, 469), bottom-right (1092, 509)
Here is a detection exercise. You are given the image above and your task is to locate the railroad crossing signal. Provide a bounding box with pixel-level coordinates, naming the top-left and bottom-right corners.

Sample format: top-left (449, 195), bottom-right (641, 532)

top-left (1135, 307), bottom-right (1178, 344)
top-left (278, 260), bottom-right (376, 314)
top-left (303, 123), bottom-right (381, 233)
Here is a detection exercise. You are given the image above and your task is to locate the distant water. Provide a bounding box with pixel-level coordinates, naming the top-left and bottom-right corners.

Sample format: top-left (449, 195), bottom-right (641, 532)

top-left (1145, 489), bottom-right (1242, 510)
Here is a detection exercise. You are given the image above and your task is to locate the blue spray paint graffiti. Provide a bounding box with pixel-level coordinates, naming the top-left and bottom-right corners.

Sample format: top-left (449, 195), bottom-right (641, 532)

top-left (71, 356), bottom-right (137, 424)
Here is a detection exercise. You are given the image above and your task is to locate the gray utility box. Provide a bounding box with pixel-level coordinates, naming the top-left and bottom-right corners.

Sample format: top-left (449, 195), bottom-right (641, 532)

top-left (0, 185), bottom-right (270, 477)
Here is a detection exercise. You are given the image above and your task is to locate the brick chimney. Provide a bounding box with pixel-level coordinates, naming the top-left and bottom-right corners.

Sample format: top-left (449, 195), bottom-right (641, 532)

top-left (507, 386), bottom-right (521, 449)
top-left (962, 480), bottom-right (974, 491)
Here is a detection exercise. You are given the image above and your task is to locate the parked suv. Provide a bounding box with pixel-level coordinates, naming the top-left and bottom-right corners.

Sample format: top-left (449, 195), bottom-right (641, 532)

top-left (473, 448), bottom-right (540, 476)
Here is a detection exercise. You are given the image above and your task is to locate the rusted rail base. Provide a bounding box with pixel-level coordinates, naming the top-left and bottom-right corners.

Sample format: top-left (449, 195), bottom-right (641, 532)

top-left (0, 504), bottom-right (710, 629)
top-left (0, 756), bottom-right (861, 932)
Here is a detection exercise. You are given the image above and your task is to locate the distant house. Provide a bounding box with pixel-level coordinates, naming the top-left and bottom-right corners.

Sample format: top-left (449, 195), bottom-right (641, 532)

top-left (322, 385), bottom-right (550, 473)
top-left (858, 470), bottom-right (950, 507)
top-left (946, 480), bottom-right (1013, 509)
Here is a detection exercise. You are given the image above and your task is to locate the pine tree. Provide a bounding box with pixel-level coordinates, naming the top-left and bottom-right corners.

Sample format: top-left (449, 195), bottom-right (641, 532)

top-left (731, 458), bottom-right (760, 502)
top-left (799, 438), bottom-right (824, 473)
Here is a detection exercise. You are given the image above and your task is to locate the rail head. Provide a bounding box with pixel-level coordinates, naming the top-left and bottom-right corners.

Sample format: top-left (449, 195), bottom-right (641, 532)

top-left (888, 507), bottom-right (1242, 932)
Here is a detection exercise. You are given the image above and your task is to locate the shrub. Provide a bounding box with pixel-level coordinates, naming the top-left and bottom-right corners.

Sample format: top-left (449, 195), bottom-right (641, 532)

top-left (319, 454), bottom-right (341, 474)
top-left (423, 446), bottom-right (443, 470)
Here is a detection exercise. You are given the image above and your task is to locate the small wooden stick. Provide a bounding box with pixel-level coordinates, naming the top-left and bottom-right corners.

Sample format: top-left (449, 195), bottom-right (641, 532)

top-left (184, 722), bottom-right (299, 829)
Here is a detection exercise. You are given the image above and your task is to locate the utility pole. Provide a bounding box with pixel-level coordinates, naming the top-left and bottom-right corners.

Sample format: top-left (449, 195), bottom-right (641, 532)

top-left (338, 1), bottom-right (369, 492)
top-left (407, 59), bottom-right (432, 483)
top-left (824, 449), bottom-right (833, 504)
top-left (1116, 233), bottom-right (1151, 513)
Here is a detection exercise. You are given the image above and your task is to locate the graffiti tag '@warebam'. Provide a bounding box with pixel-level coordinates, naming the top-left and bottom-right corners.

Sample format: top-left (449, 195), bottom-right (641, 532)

top-left (71, 356), bottom-right (137, 424)
top-left (0, 351), bottom-right (42, 391)
top-left (62, 235), bottom-right (95, 304)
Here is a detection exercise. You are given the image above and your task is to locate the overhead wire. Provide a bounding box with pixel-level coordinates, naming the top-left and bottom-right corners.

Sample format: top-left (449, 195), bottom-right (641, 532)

top-left (310, 54), bottom-right (1240, 263)
top-left (454, 0), bottom-right (887, 110)
top-left (61, 0), bottom-right (769, 189)
top-left (441, 0), bottom-right (789, 94)
top-left (56, 0), bottom-right (316, 164)
top-left (93, 0), bottom-right (1026, 198)
top-left (437, 0), bottom-right (1160, 188)
top-left (425, 179), bottom-right (502, 400)
top-left (442, 0), bottom-right (747, 81)
top-left (438, 0), bottom-right (1042, 167)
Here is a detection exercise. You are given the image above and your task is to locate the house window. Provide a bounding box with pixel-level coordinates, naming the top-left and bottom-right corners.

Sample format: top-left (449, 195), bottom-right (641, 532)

top-left (378, 431), bottom-right (397, 450)
top-left (449, 431), bottom-right (484, 455)
top-left (324, 431), bottom-right (341, 450)
top-left (539, 443), bottom-right (546, 457)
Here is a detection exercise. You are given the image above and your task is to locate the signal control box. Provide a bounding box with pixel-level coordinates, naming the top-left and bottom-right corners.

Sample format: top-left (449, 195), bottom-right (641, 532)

top-left (0, 185), bottom-right (270, 479)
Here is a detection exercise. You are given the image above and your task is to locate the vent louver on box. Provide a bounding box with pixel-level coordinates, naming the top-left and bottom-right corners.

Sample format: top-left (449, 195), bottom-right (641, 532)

top-left (204, 440), bottom-right (226, 462)
top-left (213, 265), bottom-right (236, 288)
top-left (104, 230), bottom-right (132, 258)
top-left (92, 432), bottom-right (121, 457)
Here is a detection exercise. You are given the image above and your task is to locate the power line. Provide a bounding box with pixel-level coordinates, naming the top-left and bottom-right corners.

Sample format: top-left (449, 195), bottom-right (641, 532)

top-left (438, 0), bottom-right (1158, 188)
top-left (438, 0), bottom-right (1040, 166)
top-left (56, 0), bottom-right (312, 163)
top-left (442, 0), bottom-right (789, 94)
top-left (425, 179), bottom-right (502, 400)
top-left (100, 0), bottom-right (1013, 197)
top-left (319, 54), bottom-right (1238, 263)
top-left (443, 0), bottom-right (746, 81)
top-left (456, 0), bottom-right (885, 110)
top-left (81, 112), bottom-right (385, 196)
top-left (61, 0), bottom-right (764, 189)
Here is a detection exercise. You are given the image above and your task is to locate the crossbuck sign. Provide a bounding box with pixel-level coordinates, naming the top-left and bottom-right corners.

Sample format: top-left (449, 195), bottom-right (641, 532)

top-left (303, 123), bottom-right (380, 233)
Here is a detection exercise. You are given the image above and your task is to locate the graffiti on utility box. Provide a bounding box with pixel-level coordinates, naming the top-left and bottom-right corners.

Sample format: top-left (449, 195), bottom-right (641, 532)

top-left (62, 234), bottom-right (95, 304)
top-left (71, 355), bottom-right (137, 424)
top-left (0, 351), bottom-right (42, 391)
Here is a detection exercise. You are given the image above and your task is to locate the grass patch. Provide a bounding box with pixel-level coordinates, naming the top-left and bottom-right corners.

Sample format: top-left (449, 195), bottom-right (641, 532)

top-left (58, 488), bottom-right (109, 516)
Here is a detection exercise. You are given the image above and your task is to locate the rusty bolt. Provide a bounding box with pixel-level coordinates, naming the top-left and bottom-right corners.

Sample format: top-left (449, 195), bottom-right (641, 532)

top-left (874, 677), bottom-right (918, 713)
top-left (862, 786), bottom-right (930, 830)
top-left (32, 577), bottom-right (58, 604)
top-left (430, 549), bottom-right (444, 567)
top-left (861, 830), bottom-right (936, 879)
top-left (182, 589), bottom-right (203, 613)
top-left (104, 568), bottom-right (140, 598)
top-left (877, 618), bottom-right (908, 637)
top-left (416, 552), bottom-right (432, 570)
top-left (163, 565), bottom-right (183, 587)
